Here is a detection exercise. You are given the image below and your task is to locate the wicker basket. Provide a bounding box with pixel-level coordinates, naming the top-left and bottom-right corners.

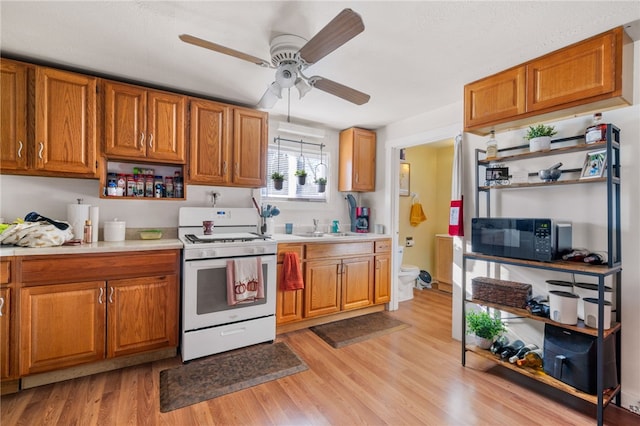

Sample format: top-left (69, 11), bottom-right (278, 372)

top-left (472, 277), bottom-right (532, 308)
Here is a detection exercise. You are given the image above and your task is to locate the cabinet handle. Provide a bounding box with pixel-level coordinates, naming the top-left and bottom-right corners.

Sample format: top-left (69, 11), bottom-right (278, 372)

top-left (0, 297), bottom-right (4, 317)
top-left (17, 140), bottom-right (23, 158)
top-left (149, 133), bottom-right (153, 149)
top-left (98, 287), bottom-right (104, 304)
top-left (355, 172), bottom-right (359, 183)
top-left (223, 161), bottom-right (227, 174)
top-left (235, 163), bottom-right (239, 177)
top-left (108, 287), bottom-right (114, 304)
top-left (140, 132), bottom-right (145, 148)
top-left (38, 142), bottom-right (44, 159)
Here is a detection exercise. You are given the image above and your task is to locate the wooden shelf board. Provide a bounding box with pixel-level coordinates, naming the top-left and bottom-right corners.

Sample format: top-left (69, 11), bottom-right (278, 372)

top-left (479, 177), bottom-right (607, 190)
top-left (467, 298), bottom-right (621, 338)
top-left (466, 345), bottom-right (620, 406)
top-left (464, 252), bottom-right (621, 276)
top-left (478, 141), bottom-right (608, 165)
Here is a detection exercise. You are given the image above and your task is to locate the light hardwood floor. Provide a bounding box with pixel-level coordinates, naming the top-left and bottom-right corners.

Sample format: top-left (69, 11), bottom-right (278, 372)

top-left (1, 289), bottom-right (636, 425)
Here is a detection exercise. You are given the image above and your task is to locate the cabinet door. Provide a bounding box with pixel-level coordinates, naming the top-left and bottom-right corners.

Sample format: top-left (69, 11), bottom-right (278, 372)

top-left (146, 90), bottom-right (186, 163)
top-left (232, 107), bottom-right (267, 187)
top-left (341, 256), bottom-right (373, 310)
top-left (107, 274), bottom-right (178, 358)
top-left (464, 66), bottom-right (526, 129)
top-left (304, 260), bottom-right (341, 318)
top-left (374, 254), bottom-right (391, 304)
top-left (527, 30), bottom-right (617, 112)
top-left (276, 263), bottom-right (304, 324)
top-left (20, 281), bottom-right (106, 375)
top-left (35, 67), bottom-right (97, 176)
top-left (435, 235), bottom-right (453, 293)
top-left (104, 81), bottom-right (147, 158)
top-left (0, 60), bottom-right (28, 172)
top-left (0, 287), bottom-right (12, 380)
top-left (187, 99), bottom-right (230, 184)
top-left (339, 128), bottom-right (376, 192)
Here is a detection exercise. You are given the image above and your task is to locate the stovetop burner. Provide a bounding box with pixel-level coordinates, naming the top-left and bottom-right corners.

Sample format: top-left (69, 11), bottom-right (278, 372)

top-left (184, 232), bottom-right (269, 244)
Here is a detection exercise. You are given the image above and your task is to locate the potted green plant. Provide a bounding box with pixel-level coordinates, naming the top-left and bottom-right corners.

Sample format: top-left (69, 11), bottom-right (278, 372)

top-left (295, 169), bottom-right (307, 185)
top-left (271, 171), bottom-right (285, 190)
top-left (525, 124), bottom-right (557, 153)
top-left (315, 177), bottom-right (327, 193)
top-left (466, 310), bottom-right (506, 349)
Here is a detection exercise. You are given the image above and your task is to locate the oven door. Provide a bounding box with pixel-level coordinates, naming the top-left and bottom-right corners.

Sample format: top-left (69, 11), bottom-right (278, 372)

top-left (182, 254), bottom-right (276, 331)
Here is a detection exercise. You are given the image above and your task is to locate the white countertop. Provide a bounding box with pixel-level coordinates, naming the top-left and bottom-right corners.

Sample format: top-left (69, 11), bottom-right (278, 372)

top-left (0, 239), bottom-right (183, 257)
top-left (270, 233), bottom-right (390, 243)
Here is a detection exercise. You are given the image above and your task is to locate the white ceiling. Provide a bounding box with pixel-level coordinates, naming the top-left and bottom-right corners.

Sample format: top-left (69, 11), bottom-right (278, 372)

top-left (1, 1), bottom-right (639, 131)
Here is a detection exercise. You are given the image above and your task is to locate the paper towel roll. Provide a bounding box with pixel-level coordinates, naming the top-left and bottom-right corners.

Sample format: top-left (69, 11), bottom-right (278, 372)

top-left (67, 203), bottom-right (90, 240)
top-left (89, 206), bottom-right (99, 242)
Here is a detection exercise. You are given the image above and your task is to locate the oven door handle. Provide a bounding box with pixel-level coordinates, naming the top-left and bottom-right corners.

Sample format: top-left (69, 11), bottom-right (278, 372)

top-left (221, 327), bottom-right (246, 336)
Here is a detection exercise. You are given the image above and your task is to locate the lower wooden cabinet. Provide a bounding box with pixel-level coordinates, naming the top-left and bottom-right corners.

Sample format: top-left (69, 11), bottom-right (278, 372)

top-left (277, 239), bottom-right (389, 327)
top-left (0, 286), bottom-right (13, 380)
top-left (17, 250), bottom-right (180, 377)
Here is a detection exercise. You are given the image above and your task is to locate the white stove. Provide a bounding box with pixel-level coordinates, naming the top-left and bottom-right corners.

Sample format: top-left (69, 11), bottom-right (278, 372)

top-left (178, 207), bottom-right (277, 361)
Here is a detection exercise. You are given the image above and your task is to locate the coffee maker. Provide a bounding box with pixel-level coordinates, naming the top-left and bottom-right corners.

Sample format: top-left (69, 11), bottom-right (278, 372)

top-left (355, 207), bottom-right (370, 233)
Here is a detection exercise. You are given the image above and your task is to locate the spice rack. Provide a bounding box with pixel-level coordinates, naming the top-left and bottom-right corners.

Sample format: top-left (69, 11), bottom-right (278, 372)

top-left (100, 161), bottom-right (185, 200)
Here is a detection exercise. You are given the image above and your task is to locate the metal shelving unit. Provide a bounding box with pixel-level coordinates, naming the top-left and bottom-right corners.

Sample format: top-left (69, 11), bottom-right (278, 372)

top-left (462, 125), bottom-right (622, 426)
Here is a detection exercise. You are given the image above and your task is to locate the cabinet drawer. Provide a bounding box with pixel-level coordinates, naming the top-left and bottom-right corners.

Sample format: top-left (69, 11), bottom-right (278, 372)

top-left (0, 259), bottom-right (12, 285)
top-left (306, 242), bottom-right (373, 260)
top-left (20, 250), bottom-right (180, 285)
top-left (375, 239), bottom-right (392, 253)
top-left (277, 244), bottom-right (305, 263)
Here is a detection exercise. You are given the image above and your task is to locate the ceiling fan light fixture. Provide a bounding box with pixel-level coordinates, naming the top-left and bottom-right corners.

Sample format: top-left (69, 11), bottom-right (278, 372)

top-left (257, 82), bottom-right (282, 109)
top-left (294, 78), bottom-right (311, 99)
top-left (275, 63), bottom-right (298, 89)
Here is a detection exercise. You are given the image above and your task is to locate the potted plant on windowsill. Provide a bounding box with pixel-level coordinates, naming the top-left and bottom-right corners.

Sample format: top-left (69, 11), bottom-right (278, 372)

top-left (315, 177), bottom-right (327, 193)
top-left (271, 171), bottom-right (285, 190)
top-left (466, 310), bottom-right (506, 349)
top-left (295, 169), bottom-right (307, 185)
top-left (525, 124), bottom-right (557, 153)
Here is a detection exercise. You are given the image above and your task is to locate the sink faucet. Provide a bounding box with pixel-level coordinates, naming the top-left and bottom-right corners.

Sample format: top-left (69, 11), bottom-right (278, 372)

top-left (313, 219), bottom-right (319, 233)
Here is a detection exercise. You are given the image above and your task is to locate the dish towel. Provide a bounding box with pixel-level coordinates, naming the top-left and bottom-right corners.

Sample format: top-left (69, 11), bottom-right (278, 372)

top-left (280, 252), bottom-right (304, 291)
top-left (226, 257), bottom-right (264, 306)
top-left (410, 203), bottom-right (427, 226)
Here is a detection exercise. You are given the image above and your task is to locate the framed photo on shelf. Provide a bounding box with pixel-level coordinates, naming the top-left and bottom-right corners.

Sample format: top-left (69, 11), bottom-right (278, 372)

top-left (580, 149), bottom-right (607, 179)
top-left (399, 162), bottom-right (410, 196)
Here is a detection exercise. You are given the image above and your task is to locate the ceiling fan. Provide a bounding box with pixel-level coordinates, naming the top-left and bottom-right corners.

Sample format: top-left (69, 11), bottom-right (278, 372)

top-left (179, 8), bottom-right (370, 109)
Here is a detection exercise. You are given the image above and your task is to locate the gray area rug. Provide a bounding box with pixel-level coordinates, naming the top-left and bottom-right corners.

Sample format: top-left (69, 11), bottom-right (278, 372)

top-left (310, 312), bottom-right (410, 348)
top-left (159, 342), bottom-right (307, 412)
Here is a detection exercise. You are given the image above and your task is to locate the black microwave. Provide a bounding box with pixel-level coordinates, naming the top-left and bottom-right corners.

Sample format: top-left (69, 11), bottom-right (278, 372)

top-left (471, 218), bottom-right (572, 262)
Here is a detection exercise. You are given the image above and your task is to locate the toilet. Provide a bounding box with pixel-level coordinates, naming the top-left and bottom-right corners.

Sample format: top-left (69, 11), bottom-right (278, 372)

top-left (397, 246), bottom-right (420, 302)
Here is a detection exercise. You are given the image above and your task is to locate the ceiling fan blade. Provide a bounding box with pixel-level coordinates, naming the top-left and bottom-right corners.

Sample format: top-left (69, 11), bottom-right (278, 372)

top-left (298, 9), bottom-right (364, 64)
top-left (309, 76), bottom-right (370, 105)
top-left (179, 34), bottom-right (271, 67)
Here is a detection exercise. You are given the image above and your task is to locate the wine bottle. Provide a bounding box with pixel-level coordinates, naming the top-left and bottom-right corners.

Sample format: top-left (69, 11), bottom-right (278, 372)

top-left (508, 343), bottom-right (539, 364)
top-left (486, 130), bottom-right (498, 159)
top-left (516, 348), bottom-right (544, 369)
top-left (499, 340), bottom-right (524, 360)
top-left (490, 335), bottom-right (509, 355)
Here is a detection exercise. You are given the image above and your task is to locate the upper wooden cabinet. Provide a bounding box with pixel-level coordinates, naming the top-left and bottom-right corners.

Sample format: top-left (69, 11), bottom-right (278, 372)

top-left (464, 66), bottom-right (526, 129)
top-left (104, 81), bottom-right (186, 164)
top-left (0, 60), bottom-right (98, 177)
top-left (464, 27), bottom-right (632, 135)
top-left (187, 100), bottom-right (267, 187)
top-left (338, 127), bottom-right (376, 192)
top-left (0, 60), bottom-right (28, 172)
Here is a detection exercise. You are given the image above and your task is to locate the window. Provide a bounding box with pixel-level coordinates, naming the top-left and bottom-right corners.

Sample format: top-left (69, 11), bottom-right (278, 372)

top-left (261, 141), bottom-right (328, 202)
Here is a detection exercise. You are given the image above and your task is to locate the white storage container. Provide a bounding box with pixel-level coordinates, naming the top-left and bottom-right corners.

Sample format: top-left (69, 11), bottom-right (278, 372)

top-left (583, 298), bottom-right (612, 330)
top-left (573, 283), bottom-right (612, 320)
top-left (104, 219), bottom-right (126, 242)
top-left (549, 290), bottom-right (579, 325)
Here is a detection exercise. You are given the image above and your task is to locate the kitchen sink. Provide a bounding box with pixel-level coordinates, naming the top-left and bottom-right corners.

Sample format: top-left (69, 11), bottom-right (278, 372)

top-left (295, 232), bottom-right (326, 238)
